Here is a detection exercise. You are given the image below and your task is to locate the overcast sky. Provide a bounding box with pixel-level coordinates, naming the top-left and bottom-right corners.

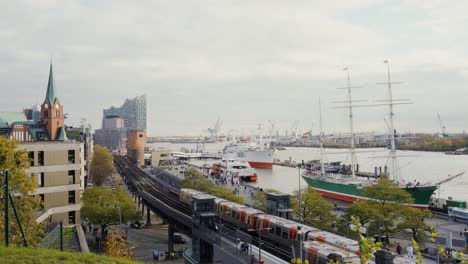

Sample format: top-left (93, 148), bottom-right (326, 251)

top-left (1, 0), bottom-right (467, 136)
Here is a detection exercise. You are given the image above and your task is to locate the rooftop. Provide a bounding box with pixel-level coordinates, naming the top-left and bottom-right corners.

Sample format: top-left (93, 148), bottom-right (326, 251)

top-left (0, 112), bottom-right (28, 128)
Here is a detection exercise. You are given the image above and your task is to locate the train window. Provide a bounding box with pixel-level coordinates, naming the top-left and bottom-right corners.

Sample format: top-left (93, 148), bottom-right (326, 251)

top-left (275, 227), bottom-right (281, 236)
top-left (231, 210), bottom-right (235, 218)
top-left (269, 227), bottom-right (274, 234)
top-left (235, 212), bottom-right (240, 221)
top-left (282, 230), bottom-right (288, 239)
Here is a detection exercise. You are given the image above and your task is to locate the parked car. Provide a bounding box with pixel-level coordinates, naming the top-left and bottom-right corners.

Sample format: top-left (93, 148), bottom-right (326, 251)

top-left (130, 221), bottom-right (145, 229)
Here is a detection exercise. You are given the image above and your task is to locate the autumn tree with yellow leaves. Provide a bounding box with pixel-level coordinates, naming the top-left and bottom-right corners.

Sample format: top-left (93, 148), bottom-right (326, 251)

top-left (105, 228), bottom-right (134, 260)
top-left (0, 136), bottom-right (44, 247)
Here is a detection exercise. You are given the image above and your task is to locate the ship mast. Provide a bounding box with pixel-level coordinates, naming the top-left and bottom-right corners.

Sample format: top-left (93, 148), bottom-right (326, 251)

top-left (258, 122), bottom-right (263, 149)
top-left (345, 68), bottom-right (357, 180)
top-left (319, 98), bottom-right (325, 175)
top-left (385, 61), bottom-right (398, 181)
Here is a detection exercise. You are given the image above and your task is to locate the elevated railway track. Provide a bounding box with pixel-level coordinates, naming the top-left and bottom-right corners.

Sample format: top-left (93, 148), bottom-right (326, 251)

top-left (114, 156), bottom-right (292, 262)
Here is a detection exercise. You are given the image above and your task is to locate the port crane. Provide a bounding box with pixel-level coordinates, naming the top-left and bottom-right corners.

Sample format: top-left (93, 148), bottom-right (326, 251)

top-left (290, 120), bottom-right (299, 138)
top-left (205, 117), bottom-right (222, 138)
top-left (437, 113), bottom-right (448, 138)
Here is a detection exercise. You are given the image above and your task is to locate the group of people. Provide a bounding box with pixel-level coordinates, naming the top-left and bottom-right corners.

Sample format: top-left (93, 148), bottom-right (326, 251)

top-left (396, 243), bottom-right (414, 258)
top-left (238, 241), bottom-right (250, 253)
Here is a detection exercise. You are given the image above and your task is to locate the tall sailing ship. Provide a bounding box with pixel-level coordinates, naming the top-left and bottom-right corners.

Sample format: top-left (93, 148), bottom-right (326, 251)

top-left (302, 62), bottom-right (438, 209)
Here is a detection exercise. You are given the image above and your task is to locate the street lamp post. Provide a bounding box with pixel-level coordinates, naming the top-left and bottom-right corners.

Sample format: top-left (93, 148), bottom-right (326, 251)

top-left (248, 227), bottom-right (271, 263)
top-left (298, 226), bottom-right (303, 262)
top-left (378, 217), bottom-right (382, 242)
top-left (436, 222), bottom-right (440, 264)
top-left (117, 206), bottom-right (122, 235)
top-left (298, 165), bottom-right (302, 222)
top-left (257, 228), bottom-right (262, 263)
top-left (5, 170), bottom-right (10, 247)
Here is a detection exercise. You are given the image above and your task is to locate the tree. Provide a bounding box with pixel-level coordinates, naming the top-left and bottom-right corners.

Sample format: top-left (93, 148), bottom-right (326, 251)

top-left (105, 227), bottom-right (134, 260)
top-left (290, 187), bottom-right (333, 228)
top-left (344, 200), bottom-right (379, 226)
top-left (81, 187), bottom-right (141, 232)
top-left (182, 168), bottom-right (244, 204)
top-left (361, 178), bottom-right (414, 235)
top-left (0, 136), bottom-right (44, 247)
top-left (397, 207), bottom-right (431, 243)
top-left (90, 145), bottom-right (115, 186)
top-left (351, 215), bottom-right (382, 264)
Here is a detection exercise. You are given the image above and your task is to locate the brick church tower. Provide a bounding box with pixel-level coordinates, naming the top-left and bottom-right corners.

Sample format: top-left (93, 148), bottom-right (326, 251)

top-left (40, 63), bottom-right (65, 140)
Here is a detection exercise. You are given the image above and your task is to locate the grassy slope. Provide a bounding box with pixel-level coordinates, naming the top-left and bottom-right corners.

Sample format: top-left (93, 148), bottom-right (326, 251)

top-left (0, 246), bottom-right (140, 264)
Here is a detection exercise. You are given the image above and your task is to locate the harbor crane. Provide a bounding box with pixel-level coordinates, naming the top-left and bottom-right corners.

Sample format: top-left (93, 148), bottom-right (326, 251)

top-left (290, 120), bottom-right (299, 138)
top-left (267, 120), bottom-right (276, 140)
top-left (437, 113), bottom-right (448, 138)
top-left (205, 117), bottom-right (222, 138)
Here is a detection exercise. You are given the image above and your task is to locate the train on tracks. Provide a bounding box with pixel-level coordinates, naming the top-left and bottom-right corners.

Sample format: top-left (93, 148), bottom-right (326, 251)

top-left (180, 188), bottom-right (363, 262)
top-left (180, 188), bottom-right (416, 263)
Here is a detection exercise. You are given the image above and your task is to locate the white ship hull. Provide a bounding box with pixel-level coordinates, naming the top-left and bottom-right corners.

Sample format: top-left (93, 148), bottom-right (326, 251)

top-left (222, 148), bottom-right (275, 168)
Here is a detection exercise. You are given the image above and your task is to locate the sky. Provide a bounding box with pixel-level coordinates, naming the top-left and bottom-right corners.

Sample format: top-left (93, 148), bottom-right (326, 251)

top-left (1, 0), bottom-right (468, 136)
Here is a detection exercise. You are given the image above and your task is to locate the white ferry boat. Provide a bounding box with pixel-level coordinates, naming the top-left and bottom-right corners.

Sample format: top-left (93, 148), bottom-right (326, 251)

top-left (210, 159), bottom-right (258, 181)
top-left (222, 139), bottom-right (276, 168)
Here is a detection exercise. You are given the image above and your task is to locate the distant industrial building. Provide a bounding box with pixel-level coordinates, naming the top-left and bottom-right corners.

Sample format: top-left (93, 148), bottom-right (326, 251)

top-left (127, 130), bottom-right (147, 166)
top-left (0, 63), bottom-right (84, 226)
top-left (103, 95), bottom-right (146, 131)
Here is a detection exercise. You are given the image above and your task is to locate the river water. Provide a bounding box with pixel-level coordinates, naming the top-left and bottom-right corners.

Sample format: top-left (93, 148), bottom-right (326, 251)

top-left (150, 142), bottom-right (468, 202)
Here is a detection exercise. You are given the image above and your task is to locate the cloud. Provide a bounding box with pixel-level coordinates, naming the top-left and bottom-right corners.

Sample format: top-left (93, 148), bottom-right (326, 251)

top-left (0, 0), bottom-right (467, 135)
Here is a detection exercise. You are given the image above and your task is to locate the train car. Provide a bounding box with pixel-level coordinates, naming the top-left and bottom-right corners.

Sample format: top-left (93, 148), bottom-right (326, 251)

top-left (305, 230), bottom-right (361, 256)
top-left (302, 241), bottom-right (366, 264)
top-left (213, 197), bottom-right (263, 229)
top-left (180, 188), bottom-right (204, 206)
top-left (255, 215), bottom-right (318, 248)
top-left (215, 199), bottom-right (249, 226)
top-left (238, 207), bottom-right (264, 230)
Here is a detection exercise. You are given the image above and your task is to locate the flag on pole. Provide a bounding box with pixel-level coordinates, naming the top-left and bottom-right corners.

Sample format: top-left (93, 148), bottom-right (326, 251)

top-left (343, 67), bottom-right (348, 71)
top-left (384, 59), bottom-right (389, 64)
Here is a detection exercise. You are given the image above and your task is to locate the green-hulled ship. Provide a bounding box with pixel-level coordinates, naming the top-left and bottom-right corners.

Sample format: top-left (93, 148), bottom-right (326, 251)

top-left (302, 63), bottom-right (438, 209)
top-left (302, 173), bottom-right (437, 209)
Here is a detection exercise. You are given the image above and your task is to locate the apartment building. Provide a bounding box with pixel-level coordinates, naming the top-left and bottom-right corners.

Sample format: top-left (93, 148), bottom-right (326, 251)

top-left (0, 63), bottom-right (84, 225)
top-left (23, 141), bottom-right (83, 225)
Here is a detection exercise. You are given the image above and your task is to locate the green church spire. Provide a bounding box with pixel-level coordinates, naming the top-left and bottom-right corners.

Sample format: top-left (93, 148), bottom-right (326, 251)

top-left (45, 63), bottom-right (56, 105)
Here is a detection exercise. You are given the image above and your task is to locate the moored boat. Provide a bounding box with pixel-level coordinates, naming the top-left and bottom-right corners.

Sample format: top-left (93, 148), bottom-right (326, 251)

top-left (302, 173), bottom-right (437, 209)
top-left (210, 159), bottom-right (258, 182)
top-left (222, 138), bottom-right (276, 168)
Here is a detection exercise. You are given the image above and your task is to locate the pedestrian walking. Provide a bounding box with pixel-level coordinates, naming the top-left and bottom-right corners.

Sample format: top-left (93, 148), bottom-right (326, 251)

top-left (396, 243), bottom-right (402, 255)
top-left (406, 243), bottom-right (413, 258)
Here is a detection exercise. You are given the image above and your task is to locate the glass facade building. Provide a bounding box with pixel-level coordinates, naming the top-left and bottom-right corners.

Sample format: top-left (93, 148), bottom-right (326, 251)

top-left (103, 95), bottom-right (146, 131)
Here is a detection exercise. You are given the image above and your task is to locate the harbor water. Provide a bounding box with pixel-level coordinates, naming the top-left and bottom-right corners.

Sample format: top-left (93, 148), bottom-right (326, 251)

top-left (150, 142), bottom-right (468, 202)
